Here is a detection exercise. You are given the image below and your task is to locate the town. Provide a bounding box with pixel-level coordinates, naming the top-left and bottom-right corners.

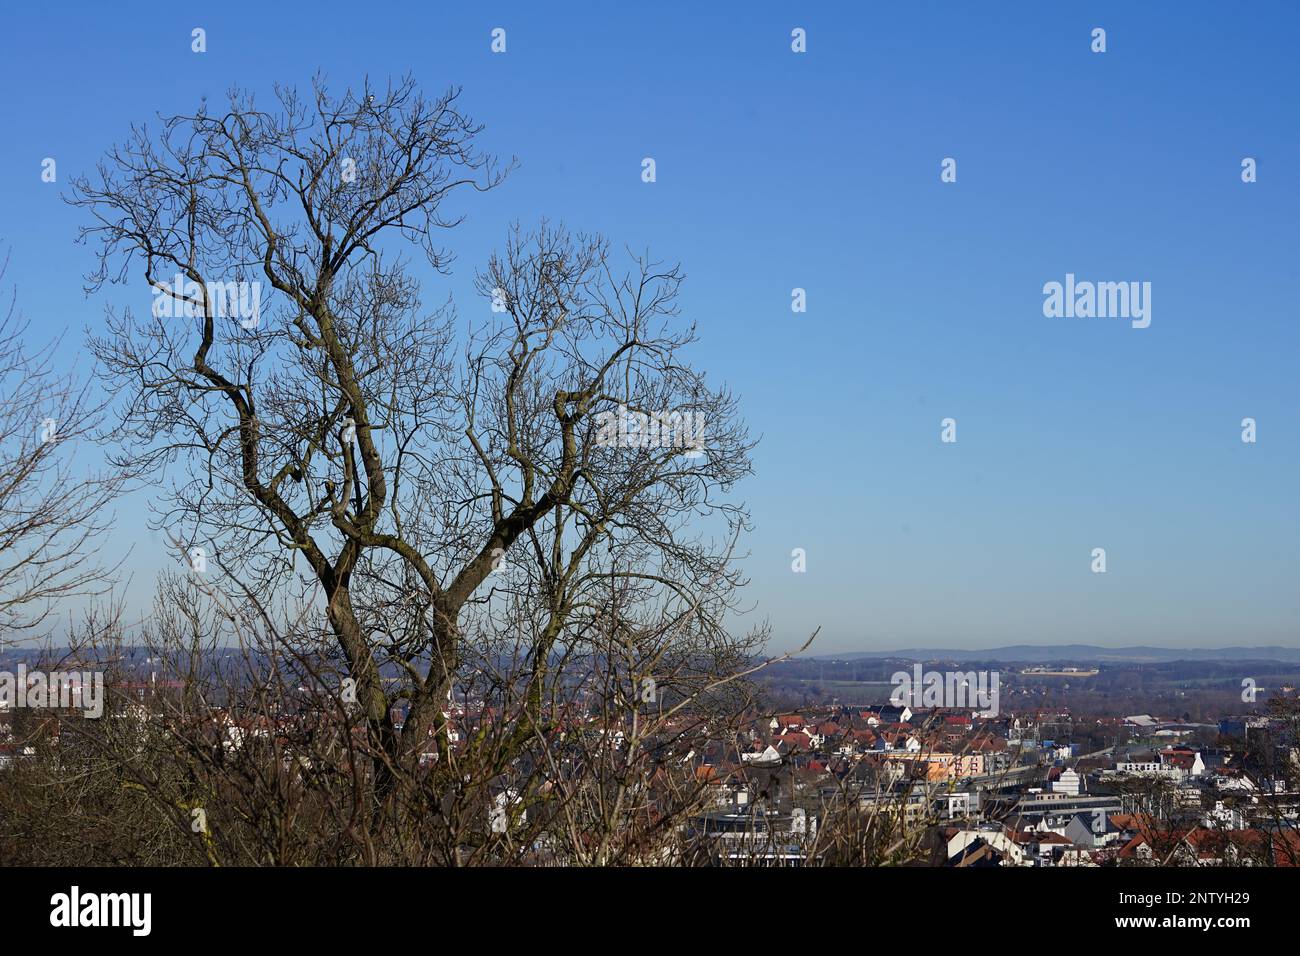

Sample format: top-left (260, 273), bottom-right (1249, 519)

top-left (3, 649), bottom-right (1298, 868)
top-left (698, 697), bottom-right (1300, 866)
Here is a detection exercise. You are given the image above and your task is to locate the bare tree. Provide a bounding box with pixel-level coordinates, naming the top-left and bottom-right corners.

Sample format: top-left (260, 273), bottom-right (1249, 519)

top-left (0, 251), bottom-right (119, 641)
top-left (69, 75), bottom-right (761, 846)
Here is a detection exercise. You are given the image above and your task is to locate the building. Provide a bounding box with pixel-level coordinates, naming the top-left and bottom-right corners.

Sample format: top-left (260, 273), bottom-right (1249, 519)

top-left (1052, 768), bottom-right (1081, 796)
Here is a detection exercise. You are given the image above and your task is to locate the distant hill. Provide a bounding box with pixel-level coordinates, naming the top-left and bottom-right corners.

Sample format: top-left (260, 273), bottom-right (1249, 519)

top-left (817, 645), bottom-right (1300, 664)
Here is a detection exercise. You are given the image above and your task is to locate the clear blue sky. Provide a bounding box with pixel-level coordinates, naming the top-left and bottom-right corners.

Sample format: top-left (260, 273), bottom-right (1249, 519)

top-left (2, 2), bottom-right (1297, 652)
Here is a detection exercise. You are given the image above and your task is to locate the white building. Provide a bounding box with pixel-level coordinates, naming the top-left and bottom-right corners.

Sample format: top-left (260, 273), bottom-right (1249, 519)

top-left (1052, 768), bottom-right (1081, 796)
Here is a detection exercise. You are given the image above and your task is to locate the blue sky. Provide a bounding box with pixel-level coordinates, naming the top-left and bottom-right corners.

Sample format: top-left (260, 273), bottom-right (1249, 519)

top-left (1, 2), bottom-right (1298, 652)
